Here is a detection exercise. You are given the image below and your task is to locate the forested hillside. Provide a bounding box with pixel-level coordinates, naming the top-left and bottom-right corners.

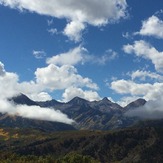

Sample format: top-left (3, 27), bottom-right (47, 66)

top-left (0, 122), bottom-right (163, 163)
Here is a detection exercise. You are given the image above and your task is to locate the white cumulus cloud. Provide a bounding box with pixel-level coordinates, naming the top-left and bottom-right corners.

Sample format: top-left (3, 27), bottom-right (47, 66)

top-left (0, 62), bottom-right (74, 124)
top-left (135, 15), bottom-right (163, 39)
top-left (35, 64), bottom-right (98, 91)
top-left (0, 62), bottom-right (5, 76)
top-left (123, 40), bottom-right (163, 72)
top-left (62, 86), bottom-right (101, 102)
top-left (111, 79), bottom-right (163, 101)
top-left (0, 0), bottom-right (128, 41)
top-left (46, 46), bottom-right (90, 66)
top-left (63, 21), bottom-right (86, 42)
top-left (0, 62), bottom-right (20, 99)
top-left (117, 96), bottom-right (141, 107)
top-left (29, 92), bottom-right (52, 102)
top-left (111, 79), bottom-right (151, 96)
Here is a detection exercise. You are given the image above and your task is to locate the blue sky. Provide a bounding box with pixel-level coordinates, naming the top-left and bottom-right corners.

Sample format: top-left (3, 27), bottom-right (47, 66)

top-left (0, 0), bottom-right (163, 106)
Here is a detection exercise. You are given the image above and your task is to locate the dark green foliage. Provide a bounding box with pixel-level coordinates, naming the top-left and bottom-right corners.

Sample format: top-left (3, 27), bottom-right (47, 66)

top-left (0, 124), bottom-right (163, 163)
top-left (56, 152), bottom-right (99, 163)
top-left (0, 153), bottom-right (59, 163)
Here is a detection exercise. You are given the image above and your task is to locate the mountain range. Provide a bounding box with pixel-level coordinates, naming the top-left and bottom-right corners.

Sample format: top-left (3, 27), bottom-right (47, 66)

top-left (0, 94), bottom-right (147, 131)
top-left (1, 94), bottom-right (163, 162)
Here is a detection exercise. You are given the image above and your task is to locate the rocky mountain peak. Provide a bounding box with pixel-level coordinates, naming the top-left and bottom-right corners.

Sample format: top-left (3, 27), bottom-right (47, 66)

top-left (11, 93), bottom-right (38, 106)
top-left (101, 97), bottom-right (112, 103)
top-left (68, 96), bottom-right (89, 105)
top-left (6, 94), bottom-right (148, 131)
top-left (37, 99), bottom-right (63, 108)
top-left (124, 98), bottom-right (146, 110)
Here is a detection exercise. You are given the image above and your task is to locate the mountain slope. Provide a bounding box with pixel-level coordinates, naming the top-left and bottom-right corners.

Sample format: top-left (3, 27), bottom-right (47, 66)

top-left (90, 97), bottom-right (123, 113)
top-left (1, 94), bottom-right (76, 131)
top-left (3, 94), bottom-right (147, 131)
top-left (37, 96), bottom-right (146, 130)
top-left (37, 99), bottom-right (63, 108)
top-left (11, 93), bottom-right (39, 106)
top-left (124, 98), bottom-right (146, 111)
top-left (0, 113), bottom-right (76, 131)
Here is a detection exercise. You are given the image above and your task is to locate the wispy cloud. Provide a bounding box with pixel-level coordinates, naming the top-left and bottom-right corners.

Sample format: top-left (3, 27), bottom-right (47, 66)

top-left (47, 28), bottom-right (58, 35)
top-left (47, 19), bottom-right (53, 26)
top-left (95, 49), bottom-right (118, 65)
top-left (122, 32), bottom-right (133, 39)
top-left (129, 70), bottom-right (163, 82)
top-left (33, 50), bottom-right (46, 59)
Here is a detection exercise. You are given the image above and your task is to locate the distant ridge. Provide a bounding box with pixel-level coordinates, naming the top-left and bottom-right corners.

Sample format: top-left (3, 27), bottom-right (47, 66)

top-left (37, 99), bottom-right (63, 108)
top-left (11, 93), bottom-right (39, 106)
top-left (7, 94), bottom-right (147, 130)
top-left (68, 96), bottom-right (89, 105)
top-left (124, 98), bottom-right (146, 111)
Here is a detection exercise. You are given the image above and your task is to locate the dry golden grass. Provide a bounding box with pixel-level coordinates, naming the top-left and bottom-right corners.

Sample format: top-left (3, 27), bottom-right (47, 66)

top-left (0, 128), bottom-right (9, 140)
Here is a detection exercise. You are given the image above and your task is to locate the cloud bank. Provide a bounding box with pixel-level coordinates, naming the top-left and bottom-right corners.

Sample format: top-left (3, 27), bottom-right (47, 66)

top-left (125, 97), bottom-right (163, 120)
top-left (0, 61), bottom-right (74, 124)
top-left (0, 99), bottom-right (74, 124)
top-left (0, 0), bottom-right (128, 41)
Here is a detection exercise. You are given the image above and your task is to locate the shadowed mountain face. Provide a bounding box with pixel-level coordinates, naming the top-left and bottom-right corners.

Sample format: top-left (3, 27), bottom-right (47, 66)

top-left (3, 94), bottom-right (147, 131)
top-left (0, 113), bottom-right (76, 132)
top-left (124, 98), bottom-right (146, 111)
top-left (90, 97), bottom-right (123, 113)
top-left (1, 94), bottom-right (76, 131)
top-left (37, 99), bottom-right (63, 108)
top-left (11, 93), bottom-right (39, 106)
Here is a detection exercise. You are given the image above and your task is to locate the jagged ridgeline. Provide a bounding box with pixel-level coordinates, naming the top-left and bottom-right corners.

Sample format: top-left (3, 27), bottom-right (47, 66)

top-left (1, 93), bottom-right (146, 131)
top-left (0, 94), bottom-right (162, 163)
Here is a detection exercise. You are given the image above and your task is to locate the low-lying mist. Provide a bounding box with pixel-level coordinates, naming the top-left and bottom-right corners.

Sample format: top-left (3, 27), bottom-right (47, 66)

top-left (0, 62), bottom-right (74, 124)
top-left (0, 98), bottom-right (74, 124)
top-left (125, 97), bottom-right (163, 120)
